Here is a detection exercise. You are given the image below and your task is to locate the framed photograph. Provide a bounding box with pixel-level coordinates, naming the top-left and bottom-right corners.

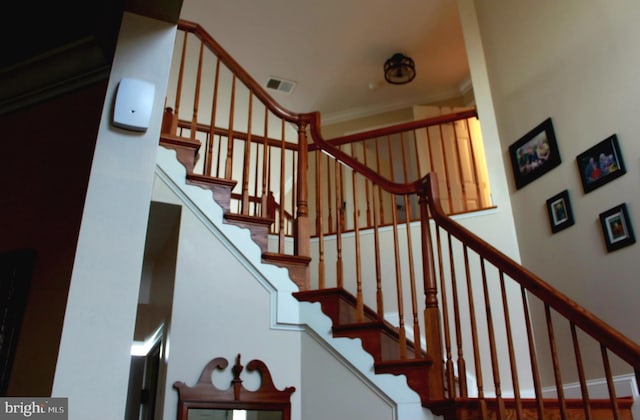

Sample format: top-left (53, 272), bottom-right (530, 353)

top-left (576, 134), bottom-right (626, 193)
top-left (546, 189), bottom-right (574, 233)
top-left (599, 203), bottom-right (635, 252)
top-left (509, 118), bottom-right (562, 189)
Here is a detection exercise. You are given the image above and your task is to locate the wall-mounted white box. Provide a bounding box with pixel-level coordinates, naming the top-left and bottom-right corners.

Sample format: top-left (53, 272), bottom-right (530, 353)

top-left (113, 78), bottom-right (155, 132)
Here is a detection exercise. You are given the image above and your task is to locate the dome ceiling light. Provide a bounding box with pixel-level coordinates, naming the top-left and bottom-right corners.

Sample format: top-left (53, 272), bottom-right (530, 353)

top-left (383, 53), bottom-right (416, 85)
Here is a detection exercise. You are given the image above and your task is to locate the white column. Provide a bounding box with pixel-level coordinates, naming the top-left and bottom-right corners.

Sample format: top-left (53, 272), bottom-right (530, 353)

top-left (52, 13), bottom-right (176, 419)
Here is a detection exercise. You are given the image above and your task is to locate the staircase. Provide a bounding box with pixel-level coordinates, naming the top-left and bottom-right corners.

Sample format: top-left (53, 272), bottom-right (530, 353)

top-left (158, 19), bottom-right (640, 420)
top-left (293, 287), bottom-right (634, 420)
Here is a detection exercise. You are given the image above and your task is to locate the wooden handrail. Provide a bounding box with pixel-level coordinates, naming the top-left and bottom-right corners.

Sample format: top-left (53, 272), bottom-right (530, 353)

top-left (178, 20), bottom-right (307, 125)
top-left (307, 113), bottom-right (428, 195)
top-left (310, 108), bottom-right (478, 149)
top-left (421, 172), bottom-right (640, 369)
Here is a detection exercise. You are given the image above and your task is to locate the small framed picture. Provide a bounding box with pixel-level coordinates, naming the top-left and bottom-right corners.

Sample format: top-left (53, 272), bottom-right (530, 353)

top-left (546, 190), bottom-right (574, 233)
top-left (599, 203), bottom-right (635, 252)
top-left (576, 134), bottom-right (626, 193)
top-left (509, 118), bottom-right (562, 189)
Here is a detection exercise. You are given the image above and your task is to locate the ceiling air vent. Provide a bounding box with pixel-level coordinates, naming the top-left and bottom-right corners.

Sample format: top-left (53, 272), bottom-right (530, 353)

top-left (265, 76), bottom-right (296, 94)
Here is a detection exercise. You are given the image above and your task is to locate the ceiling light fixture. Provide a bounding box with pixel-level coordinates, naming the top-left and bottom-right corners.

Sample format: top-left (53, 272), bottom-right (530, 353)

top-left (384, 53), bottom-right (416, 85)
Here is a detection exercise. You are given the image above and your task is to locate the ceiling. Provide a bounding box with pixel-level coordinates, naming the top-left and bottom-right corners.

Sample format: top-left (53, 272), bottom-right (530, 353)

top-left (179, 0), bottom-right (471, 124)
top-left (1, 0), bottom-right (470, 122)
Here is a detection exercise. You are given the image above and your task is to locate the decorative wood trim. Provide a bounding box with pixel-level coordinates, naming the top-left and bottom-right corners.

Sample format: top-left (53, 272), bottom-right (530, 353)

top-left (174, 354), bottom-right (295, 419)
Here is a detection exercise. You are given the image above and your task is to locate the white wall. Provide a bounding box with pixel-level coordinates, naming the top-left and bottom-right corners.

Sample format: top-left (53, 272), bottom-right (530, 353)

top-left (52, 13), bottom-right (177, 419)
top-left (468, 0), bottom-right (640, 378)
top-left (151, 174), bottom-right (303, 420)
top-left (299, 333), bottom-right (395, 420)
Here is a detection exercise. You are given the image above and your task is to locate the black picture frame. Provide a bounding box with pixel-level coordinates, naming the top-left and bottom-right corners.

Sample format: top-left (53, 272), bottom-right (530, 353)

top-left (599, 203), bottom-right (635, 253)
top-left (509, 118), bottom-right (562, 189)
top-left (546, 189), bottom-right (575, 234)
top-left (576, 134), bottom-right (626, 193)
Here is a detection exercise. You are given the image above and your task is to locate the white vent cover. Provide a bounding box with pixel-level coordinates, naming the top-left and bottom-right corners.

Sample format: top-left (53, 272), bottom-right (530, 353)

top-left (265, 76), bottom-right (296, 94)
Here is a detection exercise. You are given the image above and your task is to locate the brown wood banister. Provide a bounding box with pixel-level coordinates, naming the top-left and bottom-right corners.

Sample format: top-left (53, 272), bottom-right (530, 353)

top-left (309, 108), bottom-right (478, 149)
top-left (307, 113), bottom-right (427, 196)
top-left (178, 20), bottom-right (305, 125)
top-left (422, 172), bottom-right (640, 369)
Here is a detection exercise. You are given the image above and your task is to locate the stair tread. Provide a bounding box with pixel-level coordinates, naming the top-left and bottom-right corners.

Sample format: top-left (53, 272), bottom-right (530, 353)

top-left (186, 173), bottom-right (238, 188)
top-left (262, 252), bottom-right (311, 265)
top-left (160, 133), bottom-right (201, 148)
top-left (224, 212), bottom-right (274, 226)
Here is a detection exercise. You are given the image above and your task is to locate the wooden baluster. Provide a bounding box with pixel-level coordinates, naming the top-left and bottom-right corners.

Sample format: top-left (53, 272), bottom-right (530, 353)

top-left (224, 74), bottom-right (237, 180)
top-left (205, 58), bottom-right (221, 177)
top-left (521, 286), bottom-right (544, 418)
top-left (350, 143), bottom-right (364, 321)
top-left (400, 132), bottom-right (421, 356)
top-left (601, 345), bottom-right (620, 420)
top-left (372, 184), bottom-right (384, 317)
top-left (418, 188), bottom-right (444, 399)
top-left (545, 304), bottom-right (567, 420)
top-left (216, 127), bottom-right (223, 178)
top-left (391, 191), bottom-right (407, 358)
top-left (387, 135), bottom-right (407, 357)
top-left (291, 145), bottom-right (297, 236)
top-left (315, 150), bottom-right (325, 289)
top-left (173, 31), bottom-right (188, 136)
top-left (434, 225), bottom-right (455, 397)
top-left (325, 152), bottom-right (333, 234)
top-left (362, 142), bottom-right (372, 226)
top-left (452, 120), bottom-right (468, 213)
top-left (438, 123), bottom-right (453, 214)
top-left (374, 137), bottom-right (385, 225)
top-left (191, 41), bottom-right (204, 142)
top-left (464, 246), bottom-right (486, 417)
top-left (252, 140), bottom-right (259, 216)
top-left (278, 118), bottom-right (286, 253)
top-left (570, 322), bottom-right (592, 420)
top-left (480, 259), bottom-right (505, 419)
top-left (335, 152), bottom-right (344, 288)
top-left (260, 110), bottom-right (269, 218)
top-left (426, 126), bottom-right (435, 179)
top-left (463, 116), bottom-right (483, 210)
top-left (448, 232), bottom-right (467, 397)
top-left (499, 272), bottom-right (523, 419)
top-left (414, 128), bottom-right (423, 176)
top-left (241, 92), bottom-right (253, 214)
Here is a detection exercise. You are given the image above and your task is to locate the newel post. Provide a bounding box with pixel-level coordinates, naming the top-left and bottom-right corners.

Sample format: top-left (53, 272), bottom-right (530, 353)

top-left (418, 186), bottom-right (445, 400)
top-left (294, 120), bottom-right (311, 286)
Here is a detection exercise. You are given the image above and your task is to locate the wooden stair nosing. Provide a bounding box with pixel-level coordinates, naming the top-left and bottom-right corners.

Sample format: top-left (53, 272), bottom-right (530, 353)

top-left (223, 213), bottom-right (274, 254)
top-left (294, 287), bottom-right (427, 358)
top-left (293, 287), bottom-right (379, 325)
top-left (185, 173), bottom-right (238, 214)
top-left (262, 252), bottom-right (311, 290)
top-left (224, 212), bottom-right (274, 226)
top-left (160, 135), bottom-right (201, 173)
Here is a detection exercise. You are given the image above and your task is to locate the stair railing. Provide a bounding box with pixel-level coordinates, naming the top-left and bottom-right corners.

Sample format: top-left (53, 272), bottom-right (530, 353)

top-left (420, 173), bottom-right (640, 418)
top-left (311, 108), bottom-right (493, 223)
top-left (162, 20), bottom-right (313, 287)
top-left (162, 19), bottom-right (640, 417)
top-left (308, 109), bottom-right (640, 416)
